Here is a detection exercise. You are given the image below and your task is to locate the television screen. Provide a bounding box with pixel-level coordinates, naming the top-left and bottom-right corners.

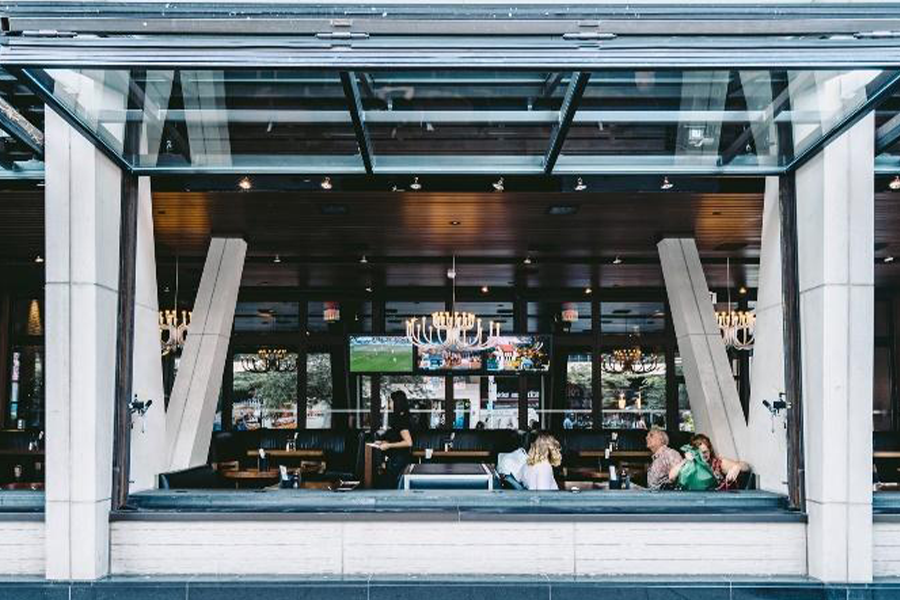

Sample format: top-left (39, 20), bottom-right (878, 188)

top-left (485, 336), bottom-right (551, 372)
top-left (349, 336), bottom-right (414, 373)
top-left (417, 348), bottom-right (483, 371)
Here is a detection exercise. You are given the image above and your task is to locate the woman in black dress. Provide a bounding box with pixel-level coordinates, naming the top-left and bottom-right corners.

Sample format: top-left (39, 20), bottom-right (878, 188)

top-left (374, 390), bottom-right (414, 488)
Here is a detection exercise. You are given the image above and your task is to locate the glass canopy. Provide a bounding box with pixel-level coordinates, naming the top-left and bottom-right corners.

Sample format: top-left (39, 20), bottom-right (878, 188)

top-left (17, 67), bottom-right (900, 176)
top-left (0, 68), bottom-right (44, 178)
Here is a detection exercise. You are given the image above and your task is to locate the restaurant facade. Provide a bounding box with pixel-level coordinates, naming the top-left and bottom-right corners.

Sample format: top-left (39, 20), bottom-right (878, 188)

top-left (2, 1), bottom-right (900, 597)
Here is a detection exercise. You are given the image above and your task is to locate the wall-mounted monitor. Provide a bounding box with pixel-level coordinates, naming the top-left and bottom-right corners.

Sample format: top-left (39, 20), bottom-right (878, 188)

top-left (417, 348), bottom-right (483, 372)
top-left (485, 336), bottom-right (551, 372)
top-left (349, 336), bottom-right (414, 373)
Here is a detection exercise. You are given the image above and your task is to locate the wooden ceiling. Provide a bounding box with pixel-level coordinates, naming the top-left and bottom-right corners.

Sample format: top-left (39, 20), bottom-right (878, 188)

top-left (2, 186), bottom-right (900, 291)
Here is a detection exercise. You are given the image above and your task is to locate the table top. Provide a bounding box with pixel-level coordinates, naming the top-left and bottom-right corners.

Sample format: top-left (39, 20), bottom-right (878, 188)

top-left (412, 449), bottom-right (491, 459)
top-left (874, 451), bottom-right (900, 459)
top-left (221, 469), bottom-right (281, 480)
top-left (245, 449), bottom-right (325, 458)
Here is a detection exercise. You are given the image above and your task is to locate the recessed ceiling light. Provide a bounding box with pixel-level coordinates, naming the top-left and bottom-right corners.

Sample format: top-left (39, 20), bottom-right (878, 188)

top-left (584, 287), bottom-right (593, 295)
top-left (360, 255), bottom-right (368, 264)
top-left (574, 177), bottom-right (587, 192)
top-left (738, 286), bottom-right (748, 295)
top-left (890, 176), bottom-right (900, 191)
top-left (450, 220), bottom-right (461, 226)
top-left (612, 256), bottom-right (622, 265)
top-left (523, 256), bottom-right (533, 265)
top-left (391, 184), bottom-right (401, 192)
top-left (547, 205), bottom-right (579, 216)
top-left (481, 285), bottom-right (490, 293)
top-left (273, 255), bottom-right (281, 264)
top-left (320, 176), bottom-right (333, 190)
top-left (409, 177), bottom-right (422, 191)
top-left (492, 177), bottom-right (505, 192)
top-left (661, 176), bottom-right (674, 190)
top-left (34, 255), bottom-right (44, 264)
top-left (238, 176), bottom-right (252, 191)
top-left (365, 286), bottom-right (373, 293)
top-left (885, 256), bottom-right (895, 263)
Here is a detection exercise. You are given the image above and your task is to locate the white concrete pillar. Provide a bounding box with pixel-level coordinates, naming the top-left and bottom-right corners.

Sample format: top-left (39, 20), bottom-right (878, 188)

top-left (44, 106), bottom-right (121, 579)
top-left (166, 237), bottom-right (246, 471)
top-left (658, 238), bottom-right (748, 461)
top-left (128, 176), bottom-right (166, 492)
top-left (794, 84), bottom-right (875, 581)
top-left (746, 177), bottom-right (788, 494)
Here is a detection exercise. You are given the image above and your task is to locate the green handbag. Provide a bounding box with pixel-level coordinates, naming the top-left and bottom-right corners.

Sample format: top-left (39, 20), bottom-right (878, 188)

top-left (677, 445), bottom-right (717, 491)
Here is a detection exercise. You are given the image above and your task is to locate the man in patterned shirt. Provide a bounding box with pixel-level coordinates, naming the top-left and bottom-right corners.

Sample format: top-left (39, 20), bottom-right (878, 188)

top-left (645, 428), bottom-right (681, 490)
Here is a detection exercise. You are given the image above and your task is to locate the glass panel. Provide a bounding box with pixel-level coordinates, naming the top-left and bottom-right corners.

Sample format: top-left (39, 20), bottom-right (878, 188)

top-left (600, 352), bottom-right (666, 429)
top-left (454, 302), bottom-right (514, 334)
top-left (234, 302), bottom-right (299, 332)
top-left (362, 71), bottom-right (559, 163)
top-left (875, 300), bottom-right (891, 337)
top-left (352, 376), bottom-right (372, 430)
top-left (37, 69), bottom-right (363, 171)
top-left (558, 69), bottom-right (889, 173)
top-left (874, 346), bottom-right (893, 432)
top-left (600, 302), bottom-right (665, 335)
top-left (678, 382), bottom-right (694, 432)
top-left (565, 353), bottom-right (593, 429)
top-left (527, 301), bottom-right (591, 333)
top-left (0, 69), bottom-right (46, 177)
top-left (11, 298), bottom-right (43, 337)
top-left (232, 353), bottom-right (298, 430)
top-left (306, 353), bottom-right (333, 429)
top-left (381, 376), bottom-right (446, 430)
top-left (385, 301), bottom-right (445, 334)
top-left (7, 346), bottom-right (44, 430)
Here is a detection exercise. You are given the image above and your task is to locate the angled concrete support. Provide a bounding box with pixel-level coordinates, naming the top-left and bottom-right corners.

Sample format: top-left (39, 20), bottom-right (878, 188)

top-left (658, 238), bottom-right (748, 461)
top-left (166, 237), bottom-right (246, 471)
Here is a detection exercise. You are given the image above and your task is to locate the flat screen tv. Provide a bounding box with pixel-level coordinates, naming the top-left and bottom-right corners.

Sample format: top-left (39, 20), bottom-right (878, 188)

top-left (484, 336), bottom-right (551, 372)
top-left (417, 348), bottom-right (483, 372)
top-left (349, 336), bottom-right (414, 373)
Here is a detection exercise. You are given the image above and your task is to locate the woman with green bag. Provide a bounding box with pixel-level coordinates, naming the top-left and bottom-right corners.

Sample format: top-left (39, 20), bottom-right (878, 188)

top-left (668, 433), bottom-right (751, 491)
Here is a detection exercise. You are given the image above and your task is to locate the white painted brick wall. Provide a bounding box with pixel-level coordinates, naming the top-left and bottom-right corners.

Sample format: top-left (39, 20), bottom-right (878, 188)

top-left (0, 521), bottom-right (44, 575)
top-left (110, 520), bottom-right (807, 577)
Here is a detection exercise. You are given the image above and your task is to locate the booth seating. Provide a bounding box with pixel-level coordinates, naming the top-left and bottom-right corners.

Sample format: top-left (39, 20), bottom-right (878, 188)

top-left (159, 465), bottom-right (229, 489)
top-left (411, 429), bottom-right (522, 459)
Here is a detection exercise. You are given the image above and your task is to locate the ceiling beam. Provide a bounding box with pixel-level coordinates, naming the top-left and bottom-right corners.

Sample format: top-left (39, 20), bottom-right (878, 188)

top-left (340, 71), bottom-right (374, 174)
top-left (543, 71), bottom-right (590, 175)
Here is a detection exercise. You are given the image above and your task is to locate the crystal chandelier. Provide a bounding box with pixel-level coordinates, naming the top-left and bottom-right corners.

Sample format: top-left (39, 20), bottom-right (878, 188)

top-left (159, 255), bottom-right (191, 356)
top-left (716, 258), bottom-right (755, 351)
top-left (406, 256), bottom-right (501, 352)
top-left (241, 349), bottom-right (296, 374)
top-left (601, 326), bottom-right (660, 375)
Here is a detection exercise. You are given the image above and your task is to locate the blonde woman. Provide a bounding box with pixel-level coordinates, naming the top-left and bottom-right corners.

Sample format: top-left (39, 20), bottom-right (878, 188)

top-left (523, 432), bottom-right (562, 491)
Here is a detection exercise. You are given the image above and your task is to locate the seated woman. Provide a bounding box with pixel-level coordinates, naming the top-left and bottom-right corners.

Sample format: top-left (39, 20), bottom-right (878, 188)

top-left (668, 433), bottom-right (750, 490)
top-left (522, 431), bottom-right (562, 491)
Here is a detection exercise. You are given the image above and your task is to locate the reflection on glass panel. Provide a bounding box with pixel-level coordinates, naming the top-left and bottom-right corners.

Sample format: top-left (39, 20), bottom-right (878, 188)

top-left (454, 302), bottom-right (514, 333)
top-left (678, 382), bottom-right (694, 432)
top-left (39, 69), bottom-right (362, 171)
top-left (363, 71), bottom-right (559, 159)
top-left (8, 346), bottom-right (44, 430)
top-left (875, 300), bottom-right (891, 337)
top-left (452, 375), bottom-right (530, 430)
top-left (11, 298), bottom-right (43, 337)
top-left (558, 69), bottom-right (888, 172)
top-left (600, 302), bottom-right (665, 334)
top-left (874, 346), bottom-right (893, 432)
top-left (234, 302), bottom-right (299, 332)
top-left (232, 353), bottom-right (298, 430)
top-left (565, 353), bottom-right (593, 429)
top-left (385, 301), bottom-right (445, 334)
top-left (307, 353), bottom-right (333, 429)
top-left (352, 375), bottom-right (372, 430)
top-left (527, 301), bottom-right (591, 333)
top-left (381, 376), bottom-right (445, 430)
top-left (601, 353), bottom-right (666, 429)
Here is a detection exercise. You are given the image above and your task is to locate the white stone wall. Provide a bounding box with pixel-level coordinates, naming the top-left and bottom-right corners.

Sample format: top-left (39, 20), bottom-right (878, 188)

top-left (874, 521), bottom-right (900, 577)
top-left (0, 521), bottom-right (44, 575)
top-left (110, 519), bottom-right (807, 577)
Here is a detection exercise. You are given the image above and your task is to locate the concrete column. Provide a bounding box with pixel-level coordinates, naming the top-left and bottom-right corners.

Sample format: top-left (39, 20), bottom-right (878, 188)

top-left (128, 176), bottom-right (166, 492)
top-left (44, 106), bottom-right (122, 579)
top-left (794, 81), bottom-right (875, 581)
top-left (746, 177), bottom-right (788, 494)
top-left (658, 238), bottom-right (748, 460)
top-left (166, 237), bottom-right (246, 471)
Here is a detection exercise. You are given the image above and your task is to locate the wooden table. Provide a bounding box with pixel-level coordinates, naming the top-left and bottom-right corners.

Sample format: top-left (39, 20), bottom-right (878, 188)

top-left (874, 451), bottom-right (900, 459)
top-left (245, 449), bottom-right (325, 459)
top-left (221, 468), bottom-right (281, 489)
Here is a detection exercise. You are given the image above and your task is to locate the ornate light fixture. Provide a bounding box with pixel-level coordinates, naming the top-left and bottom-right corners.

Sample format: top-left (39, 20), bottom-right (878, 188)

top-left (716, 258), bottom-right (755, 351)
top-left (406, 256), bottom-right (501, 352)
top-left (159, 255), bottom-right (191, 356)
top-left (241, 349), bottom-right (296, 374)
top-left (601, 326), bottom-right (660, 375)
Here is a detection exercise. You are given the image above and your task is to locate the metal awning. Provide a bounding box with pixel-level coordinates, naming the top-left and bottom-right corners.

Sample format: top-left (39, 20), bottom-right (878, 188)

top-left (3, 2), bottom-right (900, 177)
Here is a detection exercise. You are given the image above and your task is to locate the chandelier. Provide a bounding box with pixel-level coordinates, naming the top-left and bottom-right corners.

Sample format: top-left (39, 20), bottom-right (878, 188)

top-left (241, 349), bottom-right (296, 374)
top-left (159, 255), bottom-right (191, 356)
top-left (716, 258), bottom-right (755, 351)
top-left (601, 326), bottom-right (660, 375)
top-left (406, 256), bottom-right (500, 352)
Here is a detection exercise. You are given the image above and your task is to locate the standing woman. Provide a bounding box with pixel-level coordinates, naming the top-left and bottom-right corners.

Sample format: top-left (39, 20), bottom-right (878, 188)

top-left (375, 390), bottom-right (414, 488)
